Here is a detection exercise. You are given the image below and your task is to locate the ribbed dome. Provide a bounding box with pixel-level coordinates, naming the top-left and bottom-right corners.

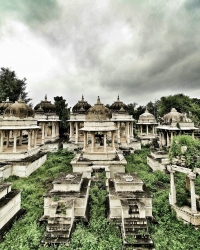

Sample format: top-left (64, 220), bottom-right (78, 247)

top-left (110, 96), bottom-right (127, 113)
top-left (163, 108), bottom-right (184, 124)
top-left (72, 95), bottom-right (91, 114)
top-left (0, 97), bottom-right (13, 114)
top-left (4, 96), bottom-right (34, 119)
top-left (34, 95), bottom-right (56, 113)
top-left (139, 108), bottom-right (156, 122)
top-left (86, 96), bottom-right (112, 121)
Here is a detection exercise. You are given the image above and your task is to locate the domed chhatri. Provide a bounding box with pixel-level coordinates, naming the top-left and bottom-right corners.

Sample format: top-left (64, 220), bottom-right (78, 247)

top-left (163, 108), bottom-right (185, 124)
top-left (138, 108), bottom-right (156, 123)
top-left (72, 95), bottom-right (91, 114)
top-left (86, 96), bottom-right (112, 121)
top-left (110, 95), bottom-right (127, 113)
top-left (34, 95), bottom-right (56, 114)
top-left (4, 95), bottom-right (34, 119)
top-left (0, 97), bottom-right (13, 115)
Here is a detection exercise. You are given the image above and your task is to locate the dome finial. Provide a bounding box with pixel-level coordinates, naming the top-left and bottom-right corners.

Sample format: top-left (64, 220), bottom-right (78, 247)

top-left (145, 107), bottom-right (148, 113)
top-left (97, 96), bottom-right (101, 104)
top-left (18, 94), bottom-right (22, 102)
top-left (6, 97), bottom-right (9, 102)
top-left (45, 94), bottom-right (47, 101)
top-left (117, 95), bottom-right (120, 101)
top-left (82, 95), bottom-right (84, 101)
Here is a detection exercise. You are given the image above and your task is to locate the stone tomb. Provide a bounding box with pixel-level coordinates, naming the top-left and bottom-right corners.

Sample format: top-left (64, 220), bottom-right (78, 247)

top-left (0, 183), bottom-right (21, 237)
top-left (40, 172), bottom-right (90, 244)
top-left (108, 173), bottom-right (154, 249)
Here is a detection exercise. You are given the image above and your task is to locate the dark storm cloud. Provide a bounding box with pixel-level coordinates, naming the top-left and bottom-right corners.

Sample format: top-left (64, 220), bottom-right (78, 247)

top-left (0, 0), bottom-right (200, 106)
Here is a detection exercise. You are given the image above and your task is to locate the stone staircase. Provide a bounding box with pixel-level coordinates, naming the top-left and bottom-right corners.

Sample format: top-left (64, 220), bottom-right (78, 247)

top-left (122, 203), bottom-right (154, 249)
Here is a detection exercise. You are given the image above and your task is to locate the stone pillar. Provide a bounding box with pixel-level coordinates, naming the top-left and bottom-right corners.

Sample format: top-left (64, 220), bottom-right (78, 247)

top-left (31, 130), bottom-right (35, 147)
top-left (91, 132), bottom-right (95, 153)
top-left (152, 125), bottom-right (155, 135)
top-left (45, 124), bottom-right (48, 138)
top-left (104, 132), bottom-right (107, 152)
top-left (146, 124), bottom-right (149, 135)
top-left (126, 122), bottom-right (130, 144)
top-left (42, 123), bottom-right (45, 144)
top-left (192, 131), bottom-right (194, 139)
top-left (13, 130), bottom-right (17, 153)
top-left (6, 130), bottom-right (10, 148)
top-left (52, 122), bottom-right (55, 138)
top-left (34, 130), bottom-right (38, 148)
top-left (168, 166), bottom-right (176, 205)
top-left (170, 131), bottom-right (174, 144)
top-left (83, 131), bottom-right (87, 151)
top-left (112, 131), bottom-right (115, 150)
top-left (75, 122), bottom-right (78, 145)
top-left (167, 132), bottom-right (170, 147)
top-left (19, 130), bottom-right (22, 146)
top-left (188, 172), bottom-right (197, 213)
top-left (117, 122), bottom-right (120, 144)
top-left (130, 121), bottom-right (133, 138)
top-left (140, 125), bottom-right (142, 135)
top-left (0, 131), bottom-right (3, 152)
top-left (70, 122), bottom-right (73, 138)
top-left (28, 130), bottom-right (32, 150)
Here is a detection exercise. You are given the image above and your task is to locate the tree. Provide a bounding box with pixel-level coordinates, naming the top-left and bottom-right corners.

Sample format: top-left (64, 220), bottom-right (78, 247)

top-left (54, 96), bottom-right (70, 134)
top-left (0, 67), bottom-right (31, 103)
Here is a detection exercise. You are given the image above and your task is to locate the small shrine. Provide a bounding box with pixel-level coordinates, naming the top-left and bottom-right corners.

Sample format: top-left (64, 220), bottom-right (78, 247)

top-left (40, 172), bottom-right (90, 244)
top-left (110, 96), bottom-right (141, 150)
top-left (70, 96), bottom-right (127, 178)
top-left (34, 95), bottom-right (60, 145)
top-left (137, 108), bottom-right (158, 145)
top-left (68, 95), bottom-right (91, 146)
top-left (108, 172), bottom-right (154, 249)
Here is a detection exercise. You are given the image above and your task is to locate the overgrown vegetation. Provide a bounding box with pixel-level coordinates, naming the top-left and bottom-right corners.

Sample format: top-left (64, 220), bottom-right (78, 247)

top-left (1, 147), bottom-right (200, 249)
top-left (0, 149), bottom-right (74, 250)
top-left (125, 147), bottom-right (200, 250)
top-left (169, 135), bottom-right (200, 169)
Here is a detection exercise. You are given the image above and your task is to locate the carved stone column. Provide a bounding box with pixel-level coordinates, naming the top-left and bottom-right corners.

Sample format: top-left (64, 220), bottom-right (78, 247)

top-left (167, 165), bottom-right (176, 205)
top-left (28, 130), bottom-right (32, 150)
top-left (117, 122), bottom-right (120, 144)
top-left (0, 131), bottom-right (3, 152)
top-left (126, 122), bottom-right (130, 144)
top-left (104, 132), bottom-right (107, 152)
top-left (19, 130), bottom-right (22, 146)
top-left (42, 123), bottom-right (45, 144)
top-left (6, 130), bottom-right (10, 147)
top-left (75, 122), bottom-right (78, 145)
top-left (146, 124), bottom-right (149, 135)
top-left (188, 172), bottom-right (197, 213)
top-left (170, 131), bottom-right (174, 144)
top-left (167, 131), bottom-right (170, 147)
top-left (91, 132), bottom-right (95, 153)
top-left (34, 130), bottom-right (38, 148)
top-left (112, 131), bottom-right (115, 150)
top-left (83, 131), bottom-right (87, 151)
top-left (13, 130), bottom-right (17, 153)
top-left (52, 122), bottom-right (55, 138)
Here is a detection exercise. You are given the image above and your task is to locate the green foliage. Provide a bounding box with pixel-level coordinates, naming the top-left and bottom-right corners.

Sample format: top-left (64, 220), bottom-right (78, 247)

top-left (169, 135), bottom-right (200, 169)
top-left (0, 149), bottom-right (74, 250)
top-left (68, 183), bottom-right (122, 250)
top-left (54, 96), bottom-right (70, 134)
top-left (0, 67), bottom-right (31, 104)
top-left (126, 147), bottom-right (200, 250)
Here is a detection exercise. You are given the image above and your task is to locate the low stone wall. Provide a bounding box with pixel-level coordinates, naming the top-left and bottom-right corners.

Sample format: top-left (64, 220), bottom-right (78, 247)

top-left (173, 205), bottom-right (200, 226)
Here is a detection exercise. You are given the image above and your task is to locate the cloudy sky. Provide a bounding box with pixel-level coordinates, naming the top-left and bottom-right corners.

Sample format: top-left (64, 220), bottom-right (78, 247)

top-left (0, 0), bottom-right (199, 109)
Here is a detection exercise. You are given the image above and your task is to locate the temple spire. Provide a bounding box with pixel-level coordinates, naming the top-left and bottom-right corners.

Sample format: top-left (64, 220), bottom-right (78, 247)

top-left (97, 96), bottom-right (101, 104)
top-left (82, 95), bottom-right (84, 101)
top-left (117, 95), bottom-right (120, 101)
top-left (45, 94), bottom-right (47, 101)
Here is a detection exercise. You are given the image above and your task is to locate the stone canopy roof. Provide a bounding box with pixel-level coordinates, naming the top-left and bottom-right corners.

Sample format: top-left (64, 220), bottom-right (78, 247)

top-left (138, 108), bottom-right (157, 123)
top-left (72, 95), bottom-right (91, 114)
top-left (163, 108), bottom-right (186, 124)
top-left (3, 95), bottom-right (34, 119)
top-left (109, 96), bottom-right (128, 113)
top-left (86, 96), bottom-right (112, 121)
top-left (34, 95), bottom-right (56, 113)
